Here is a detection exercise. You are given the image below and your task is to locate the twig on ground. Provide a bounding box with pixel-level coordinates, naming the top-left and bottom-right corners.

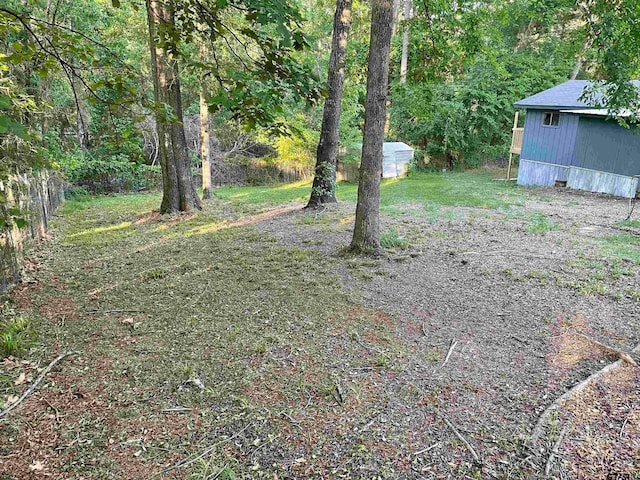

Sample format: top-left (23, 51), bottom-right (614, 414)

top-left (279, 411), bottom-right (302, 430)
top-left (335, 382), bottom-right (345, 404)
top-left (573, 331), bottom-right (637, 366)
top-left (439, 339), bottom-right (458, 369)
top-left (443, 417), bottom-right (480, 464)
top-left (545, 425), bottom-right (568, 476)
top-left (149, 422), bottom-right (253, 479)
top-left (87, 309), bottom-right (143, 314)
top-left (0, 351), bottom-right (80, 421)
top-left (531, 342), bottom-right (640, 445)
top-left (414, 442), bottom-right (441, 455)
top-left (181, 280), bottom-right (212, 309)
top-left (161, 407), bottom-right (192, 413)
top-left (421, 322), bottom-right (428, 337)
top-left (461, 250), bottom-right (557, 261)
top-left (353, 331), bottom-right (392, 360)
top-left (620, 414), bottom-right (630, 438)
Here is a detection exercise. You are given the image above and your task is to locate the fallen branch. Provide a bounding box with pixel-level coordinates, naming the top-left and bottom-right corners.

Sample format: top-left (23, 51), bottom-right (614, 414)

top-left (414, 441), bottom-right (441, 455)
top-left (545, 425), bottom-right (568, 477)
top-left (443, 417), bottom-right (480, 464)
top-left (87, 309), bottom-right (144, 314)
top-left (439, 339), bottom-right (458, 369)
top-left (531, 342), bottom-right (640, 445)
top-left (353, 332), bottom-right (392, 361)
top-left (161, 407), bottom-right (192, 413)
top-left (573, 332), bottom-right (637, 366)
top-left (0, 351), bottom-right (80, 421)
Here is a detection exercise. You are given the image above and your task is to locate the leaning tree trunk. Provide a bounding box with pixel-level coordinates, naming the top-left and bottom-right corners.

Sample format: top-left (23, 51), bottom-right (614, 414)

top-left (306, 0), bottom-right (353, 208)
top-left (350, 0), bottom-right (394, 252)
top-left (146, 0), bottom-right (202, 213)
top-left (399, 0), bottom-right (412, 84)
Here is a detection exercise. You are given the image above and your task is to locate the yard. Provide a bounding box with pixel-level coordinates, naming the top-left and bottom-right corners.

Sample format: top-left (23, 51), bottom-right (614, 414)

top-left (1, 170), bottom-right (639, 479)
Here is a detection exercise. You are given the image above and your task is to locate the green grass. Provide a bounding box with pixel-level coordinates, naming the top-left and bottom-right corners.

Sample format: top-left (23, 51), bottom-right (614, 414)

top-left (600, 233), bottom-right (640, 264)
top-left (212, 171), bottom-right (524, 214)
top-left (616, 218), bottom-right (640, 228)
top-left (1, 316), bottom-right (36, 358)
top-left (526, 212), bottom-right (561, 235)
top-left (380, 228), bottom-right (409, 249)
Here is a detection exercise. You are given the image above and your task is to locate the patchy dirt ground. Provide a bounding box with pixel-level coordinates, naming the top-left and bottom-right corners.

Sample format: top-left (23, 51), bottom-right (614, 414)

top-left (1, 175), bottom-right (639, 479)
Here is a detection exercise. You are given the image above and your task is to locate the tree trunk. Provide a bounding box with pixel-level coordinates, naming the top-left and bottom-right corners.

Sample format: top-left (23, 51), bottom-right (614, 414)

top-left (146, 0), bottom-right (202, 214)
top-left (350, 0), bottom-right (394, 253)
top-left (400, 0), bottom-right (412, 84)
top-left (200, 83), bottom-right (213, 200)
top-left (306, 0), bottom-right (353, 209)
top-left (570, 39), bottom-right (592, 80)
top-left (72, 75), bottom-right (90, 149)
top-left (199, 42), bottom-right (213, 201)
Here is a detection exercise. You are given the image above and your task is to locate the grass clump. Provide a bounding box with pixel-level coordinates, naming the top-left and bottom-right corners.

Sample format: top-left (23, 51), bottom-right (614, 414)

top-left (600, 233), bottom-right (640, 264)
top-left (616, 219), bottom-right (640, 228)
top-left (1, 316), bottom-right (36, 358)
top-left (526, 212), bottom-right (560, 235)
top-left (380, 228), bottom-right (409, 249)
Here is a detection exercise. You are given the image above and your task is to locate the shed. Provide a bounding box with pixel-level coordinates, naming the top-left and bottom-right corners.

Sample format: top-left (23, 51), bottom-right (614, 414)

top-left (382, 142), bottom-right (415, 178)
top-left (513, 80), bottom-right (640, 197)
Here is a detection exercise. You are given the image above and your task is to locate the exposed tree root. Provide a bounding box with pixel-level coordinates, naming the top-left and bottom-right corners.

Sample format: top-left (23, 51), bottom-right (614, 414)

top-left (0, 351), bottom-right (80, 421)
top-left (573, 331), bottom-right (637, 366)
top-left (531, 342), bottom-right (640, 446)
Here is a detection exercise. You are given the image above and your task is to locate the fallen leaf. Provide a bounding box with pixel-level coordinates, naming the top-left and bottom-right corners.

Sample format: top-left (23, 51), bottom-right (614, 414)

top-left (121, 318), bottom-right (134, 325)
top-left (14, 372), bottom-right (26, 386)
top-left (6, 395), bottom-right (18, 405)
top-left (30, 461), bottom-right (44, 471)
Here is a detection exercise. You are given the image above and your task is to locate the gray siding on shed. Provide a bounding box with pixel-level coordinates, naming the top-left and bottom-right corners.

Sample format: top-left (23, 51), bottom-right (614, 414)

top-left (573, 117), bottom-right (640, 176)
top-left (520, 110), bottom-right (580, 166)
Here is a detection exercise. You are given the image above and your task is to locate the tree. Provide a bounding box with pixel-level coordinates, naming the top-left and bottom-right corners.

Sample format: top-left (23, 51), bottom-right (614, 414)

top-left (306, 0), bottom-right (353, 208)
top-left (579, 0), bottom-right (640, 118)
top-left (350, 0), bottom-right (394, 252)
top-left (198, 42), bottom-right (213, 200)
top-left (399, 0), bottom-right (412, 84)
top-left (146, 0), bottom-right (202, 213)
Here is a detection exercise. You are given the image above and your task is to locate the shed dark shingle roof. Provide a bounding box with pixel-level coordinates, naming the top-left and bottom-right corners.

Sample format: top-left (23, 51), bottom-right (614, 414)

top-left (514, 80), bottom-right (640, 110)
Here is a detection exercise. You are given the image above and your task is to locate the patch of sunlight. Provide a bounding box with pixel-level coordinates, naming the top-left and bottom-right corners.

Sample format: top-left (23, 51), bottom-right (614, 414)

top-left (231, 193), bottom-right (249, 199)
top-left (67, 221), bottom-right (132, 239)
top-left (274, 180), bottom-right (313, 190)
top-left (339, 216), bottom-right (355, 225)
top-left (380, 177), bottom-right (403, 187)
top-left (185, 221), bottom-right (229, 237)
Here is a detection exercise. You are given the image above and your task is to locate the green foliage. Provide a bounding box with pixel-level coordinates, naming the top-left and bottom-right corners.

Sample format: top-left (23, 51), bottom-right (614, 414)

top-left (311, 161), bottom-right (337, 198)
top-left (1, 315), bottom-right (36, 358)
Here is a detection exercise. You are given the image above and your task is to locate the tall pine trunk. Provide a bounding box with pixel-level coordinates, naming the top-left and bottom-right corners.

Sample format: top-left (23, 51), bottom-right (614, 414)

top-left (400, 0), bottom-right (412, 84)
top-left (350, 0), bottom-right (394, 252)
top-left (306, 0), bottom-right (353, 208)
top-left (146, 0), bottom-right (202, 213)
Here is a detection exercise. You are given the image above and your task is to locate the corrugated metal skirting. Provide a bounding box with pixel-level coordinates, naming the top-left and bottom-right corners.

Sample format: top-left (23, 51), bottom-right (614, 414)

top-left (518, 159), bottom-right (639, 197)
top-left (518, 159), bottom-right (569, 186)
top-left (568, 167), bottom-right (639, 198)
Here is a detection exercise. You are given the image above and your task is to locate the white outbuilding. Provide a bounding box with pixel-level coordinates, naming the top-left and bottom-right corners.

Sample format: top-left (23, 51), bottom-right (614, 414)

top-left (381, 142), bottom-right (415, 178)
